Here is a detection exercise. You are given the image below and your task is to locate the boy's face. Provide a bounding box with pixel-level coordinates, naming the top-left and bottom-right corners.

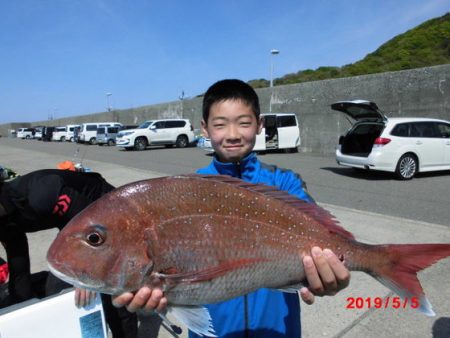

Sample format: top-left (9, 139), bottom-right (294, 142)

top-left (201, 99), bottom-right (263, 163)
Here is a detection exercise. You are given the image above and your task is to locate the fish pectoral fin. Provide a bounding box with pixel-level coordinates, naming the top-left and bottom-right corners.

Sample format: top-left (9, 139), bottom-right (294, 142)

top-left (168, 305), bottom-right (217, 337)
top-left (158, 258), bottom-right (266, 284)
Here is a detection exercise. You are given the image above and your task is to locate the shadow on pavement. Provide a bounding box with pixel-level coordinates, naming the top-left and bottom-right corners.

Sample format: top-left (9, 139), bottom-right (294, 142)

top-left (321, 167), bottom-right (450, 181)
top-left (432, 317), bottom-right (450, 338)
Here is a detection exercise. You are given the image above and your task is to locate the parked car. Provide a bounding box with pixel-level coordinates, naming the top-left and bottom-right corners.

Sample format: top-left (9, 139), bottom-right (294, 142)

top-left (77, 122), bottom-right (122, 145)
top-left (16, 128), bottom-right (34, 139)
top-left (33, 126), bottom-right (44, 140)
top-left (65, 124), bottom-right (81, 142)
top-left (97, 125), bottom-right (138, 146)
top-left (332, 100), bottom-right (450, 180)
top-left (97, 126), bottom-right (120, 146)
top-left (116, 119), bottom-right (195, 151)
top-left (51, 127), bottom-right (68, 142)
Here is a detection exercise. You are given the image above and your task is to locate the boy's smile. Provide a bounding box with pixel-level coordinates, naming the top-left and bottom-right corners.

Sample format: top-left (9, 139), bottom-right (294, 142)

top-left (202, 99), bottom-right (263, 163)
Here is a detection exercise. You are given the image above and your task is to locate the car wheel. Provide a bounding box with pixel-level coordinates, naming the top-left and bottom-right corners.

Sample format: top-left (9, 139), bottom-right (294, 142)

top-left (134, 137), bottom-right (148, 151)
top-left (176, 135), bottom-right (188, 148)
top-left (25, 135), bottom-right (30, 139)
top-left (70, 137), bottom-right (74, 142)
top-left (395, 154), bottom-right (418, 180)
top-left (60, 136), bottom-right (66, 142)
top-left (107, 139), bottom-right (115, 146)
top-left (89, 137), bottom-right (97, 145)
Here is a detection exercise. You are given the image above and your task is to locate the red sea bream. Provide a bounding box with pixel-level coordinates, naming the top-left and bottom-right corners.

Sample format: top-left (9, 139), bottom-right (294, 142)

top-left (47, 174), bottom-right (450, 336)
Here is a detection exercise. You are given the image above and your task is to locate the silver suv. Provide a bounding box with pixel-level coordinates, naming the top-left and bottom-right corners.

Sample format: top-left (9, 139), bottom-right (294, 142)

top-left (116, 119), bottom-right (195, 151)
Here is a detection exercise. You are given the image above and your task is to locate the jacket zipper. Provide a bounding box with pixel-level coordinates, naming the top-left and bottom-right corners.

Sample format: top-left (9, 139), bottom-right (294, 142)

top-left (235, 161), bottom-right (242, 179)
top-left (236, 161), bottom-right (248, 336)
top-left (244, 294), bottom-right (249, 337)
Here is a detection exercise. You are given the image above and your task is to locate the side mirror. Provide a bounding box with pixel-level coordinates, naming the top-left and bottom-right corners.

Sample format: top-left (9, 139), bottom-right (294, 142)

top-left (149, 125), bottom-right (156, 130)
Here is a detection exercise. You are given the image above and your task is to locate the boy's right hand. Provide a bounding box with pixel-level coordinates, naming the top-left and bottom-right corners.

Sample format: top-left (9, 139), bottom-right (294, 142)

top-left (112, 287), bottom-right (167, 313)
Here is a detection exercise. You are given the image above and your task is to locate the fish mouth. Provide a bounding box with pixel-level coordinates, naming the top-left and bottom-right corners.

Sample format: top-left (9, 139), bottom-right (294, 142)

top-left (47, 263), bottom-right (106, 293)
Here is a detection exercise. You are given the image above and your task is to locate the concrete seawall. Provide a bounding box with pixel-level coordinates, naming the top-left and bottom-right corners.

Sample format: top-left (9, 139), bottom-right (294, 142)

top-left (2, 64), bottom-right (449, 154)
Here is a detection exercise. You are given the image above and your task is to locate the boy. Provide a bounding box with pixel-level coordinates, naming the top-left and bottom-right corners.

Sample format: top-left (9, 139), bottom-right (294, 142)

top-left (113, 79), bottom-right (350, 337)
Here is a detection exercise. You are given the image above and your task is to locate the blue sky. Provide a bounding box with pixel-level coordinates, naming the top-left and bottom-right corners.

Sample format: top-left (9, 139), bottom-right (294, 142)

top-left (1, 0), bottom-right (449, 124)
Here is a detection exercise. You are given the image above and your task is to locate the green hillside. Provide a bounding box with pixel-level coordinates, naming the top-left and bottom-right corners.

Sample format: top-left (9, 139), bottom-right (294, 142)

top-left (249, 12), bottom-right (450, 88)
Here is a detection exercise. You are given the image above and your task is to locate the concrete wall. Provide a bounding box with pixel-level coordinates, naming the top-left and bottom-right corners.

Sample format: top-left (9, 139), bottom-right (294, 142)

top-left (2, 64), bottom-right (449, 154)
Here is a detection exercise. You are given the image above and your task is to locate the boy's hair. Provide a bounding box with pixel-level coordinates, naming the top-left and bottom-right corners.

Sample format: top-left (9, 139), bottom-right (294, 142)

top-left (202, 79), bottom-right (261, 123)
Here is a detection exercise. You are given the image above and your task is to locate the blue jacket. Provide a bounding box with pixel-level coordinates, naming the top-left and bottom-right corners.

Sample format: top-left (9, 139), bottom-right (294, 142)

top-left (190, 152), bottom-right (314, 338)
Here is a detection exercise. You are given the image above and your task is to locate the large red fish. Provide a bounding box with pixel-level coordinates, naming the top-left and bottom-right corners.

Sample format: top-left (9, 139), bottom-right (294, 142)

top-left (47, 174), bottom-right (450, 336)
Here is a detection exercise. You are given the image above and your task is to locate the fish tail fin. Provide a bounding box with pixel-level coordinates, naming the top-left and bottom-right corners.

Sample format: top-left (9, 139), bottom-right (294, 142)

top-left (368, 243), bottom-right (450, 316)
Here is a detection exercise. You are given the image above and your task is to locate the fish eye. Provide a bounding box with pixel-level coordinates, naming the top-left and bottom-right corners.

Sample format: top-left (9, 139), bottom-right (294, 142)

top-left (86, 232), bottom-right (104, 246)
top-left (85, 225), bottom-right (106, 247)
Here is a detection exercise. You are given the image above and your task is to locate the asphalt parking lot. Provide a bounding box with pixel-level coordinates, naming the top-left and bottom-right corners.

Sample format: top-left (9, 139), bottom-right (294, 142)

top-left (0, 137), bottom-right (449, 338)
top-left (2, 137), bottom-right (449, 226)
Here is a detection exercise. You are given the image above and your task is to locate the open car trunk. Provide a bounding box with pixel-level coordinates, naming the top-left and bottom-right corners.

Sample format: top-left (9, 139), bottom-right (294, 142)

top-left (340, 122), bottom-right (385, 157)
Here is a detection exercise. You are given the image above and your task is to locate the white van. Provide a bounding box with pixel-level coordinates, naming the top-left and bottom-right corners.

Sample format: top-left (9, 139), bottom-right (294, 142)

top-left (16, 128), bottom-right (34, 139)
top-left (65, 124), bottom-right (81, 142)
top-left (200, 113), bottom-right (301, 153)
top-left (51, 127), bottom-right (68, 141)
top-left (254, 113), bottom-right (301, 152)
top-left (78, 122), bottom-right (122, 144)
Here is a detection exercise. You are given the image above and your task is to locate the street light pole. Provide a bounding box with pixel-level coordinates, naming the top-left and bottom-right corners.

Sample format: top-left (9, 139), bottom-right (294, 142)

top-left (269, 49), bottom-right (280, 112)
top-left (106, 92), bottom-right (112, 112)
top-left (270, 49), bottom-right (280, 88)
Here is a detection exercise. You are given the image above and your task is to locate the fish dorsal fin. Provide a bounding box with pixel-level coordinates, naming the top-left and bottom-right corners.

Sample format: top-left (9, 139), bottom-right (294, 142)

top-left (182, 174), bottom-right (355, 240)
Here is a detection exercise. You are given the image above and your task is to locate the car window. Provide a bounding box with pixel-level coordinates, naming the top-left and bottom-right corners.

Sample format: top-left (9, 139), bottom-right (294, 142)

top-left (277, 115), bottom-right (297, 128)
top-left (410, 122), bottom-right (438, 138)
top-left (264, 116), bottom-right (277, 128)
top-left (97, 127), bottom-right (106, 134)
top-left (391, 123), bottom-right (409, 137)
top-left (86, 125), bottom-right (97, 131)
top-left (153, 121), bottom-right (165, 129)
top-left (139, 121), bottom-right (152, 129)
top-left (165, 120), bottom-right (186, 128)
top-left (435, 122), bottom-right (450, 138)
top-left (108, 127), bottom-right (119, 133)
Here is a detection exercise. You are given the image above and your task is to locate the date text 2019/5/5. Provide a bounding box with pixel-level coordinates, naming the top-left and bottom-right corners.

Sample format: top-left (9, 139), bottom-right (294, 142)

top-left (346, 296), bottom-right (420, 310)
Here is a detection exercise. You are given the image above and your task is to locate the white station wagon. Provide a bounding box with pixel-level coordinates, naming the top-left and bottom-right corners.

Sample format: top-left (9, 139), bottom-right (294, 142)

top-left (332, 100), bottom-right (450, 180)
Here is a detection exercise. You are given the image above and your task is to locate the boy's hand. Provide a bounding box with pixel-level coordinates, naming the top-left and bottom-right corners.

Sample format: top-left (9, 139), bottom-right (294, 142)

top-left (112, 287), bottom-right (167, 313)
top-left (300, 246), bottom-right (350, 305)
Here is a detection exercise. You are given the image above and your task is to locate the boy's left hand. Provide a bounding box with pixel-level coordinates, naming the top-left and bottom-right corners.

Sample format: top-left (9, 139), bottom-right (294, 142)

top-left (300, 246), bottom-right (350, 305)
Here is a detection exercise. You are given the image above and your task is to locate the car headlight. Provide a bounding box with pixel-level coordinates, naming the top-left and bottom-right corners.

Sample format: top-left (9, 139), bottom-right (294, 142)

top-left (119, 131), bottom-right (134, 137)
